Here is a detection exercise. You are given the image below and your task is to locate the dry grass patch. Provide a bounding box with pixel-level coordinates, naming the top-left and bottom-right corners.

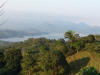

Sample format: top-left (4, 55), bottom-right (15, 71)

top-left (67, 51), bottom-right (100, 75)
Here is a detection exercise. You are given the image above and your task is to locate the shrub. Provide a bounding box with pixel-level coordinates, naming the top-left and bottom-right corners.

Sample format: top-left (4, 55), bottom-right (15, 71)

top-left (79, 67), bottom-right (99, 75)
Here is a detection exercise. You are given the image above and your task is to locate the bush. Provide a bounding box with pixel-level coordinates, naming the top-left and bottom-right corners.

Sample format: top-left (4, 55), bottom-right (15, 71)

top-left (85, 43), bottom-right (100, 52)
top-left (79, 67), bottom-right (99, 75)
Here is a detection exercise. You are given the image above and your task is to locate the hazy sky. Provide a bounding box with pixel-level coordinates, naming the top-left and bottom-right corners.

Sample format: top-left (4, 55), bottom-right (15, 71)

top-left (1, 0), bottom-right (100, 27)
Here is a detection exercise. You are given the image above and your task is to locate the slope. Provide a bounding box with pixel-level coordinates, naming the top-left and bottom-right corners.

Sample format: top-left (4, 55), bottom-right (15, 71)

top-left (67, 51), bottom-right (100, 75)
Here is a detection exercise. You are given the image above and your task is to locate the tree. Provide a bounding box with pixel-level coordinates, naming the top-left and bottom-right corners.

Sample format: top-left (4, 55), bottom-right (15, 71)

top-left (87, 34), bottom-right (95, 43)
top-left (38, 50), bottom-right (70, 75)
top-left (0, 51), bottom-right (4, 68)
top-left (64, 30), bottom-right (79, 45)
top-left (72, 42), bottom-right (81, 53)
top-left (20, 50), bottom-right (39, 75)
top-left (4, 48), bottom-right (22, 75)
top-left (64, 31), bottom-right (80, 54)
top-left (79, 67), bottom-right (99, 75)
top-left (55, 39), bottom-right (68, 55)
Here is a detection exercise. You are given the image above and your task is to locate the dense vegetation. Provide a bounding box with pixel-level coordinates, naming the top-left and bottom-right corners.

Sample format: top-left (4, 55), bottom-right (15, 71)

top-left (0, 30), bottom-right (100, 75)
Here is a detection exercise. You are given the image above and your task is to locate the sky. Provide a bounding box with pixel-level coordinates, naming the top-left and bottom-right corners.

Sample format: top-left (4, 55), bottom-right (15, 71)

top-left (1, 0), bottom-right (100, 27)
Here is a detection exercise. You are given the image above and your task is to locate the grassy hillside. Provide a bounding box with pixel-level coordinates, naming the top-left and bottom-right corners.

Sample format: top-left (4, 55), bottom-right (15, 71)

top-left (67, 51), bottom-right (100, 75)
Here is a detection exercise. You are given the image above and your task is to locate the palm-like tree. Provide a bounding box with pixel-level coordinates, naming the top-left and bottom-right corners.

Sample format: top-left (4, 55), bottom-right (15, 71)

top-left (64, 30), bottom-right (79, 43)
top-left (64, 30), bottom-right (80, 52)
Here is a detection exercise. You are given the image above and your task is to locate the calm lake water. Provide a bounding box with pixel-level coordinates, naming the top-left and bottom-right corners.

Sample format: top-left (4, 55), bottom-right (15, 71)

top-left (0, 32), bottom-right (87, 42)
top-left (0, 33), bottom-right (65, 42)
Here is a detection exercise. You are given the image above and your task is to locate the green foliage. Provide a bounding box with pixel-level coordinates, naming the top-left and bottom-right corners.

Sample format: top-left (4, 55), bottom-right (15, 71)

top-left (85, 42), bottom-right (100, 52)
top-left (0, 51), bottom-right (4, 68)
top-left (4, 48), bottom-right (22, 75)
top-left (0, 68), bottom-right (9, 75)
top-left (72, 42), bottom-right (83, 53)
top-left (20, 50), bottom-right (39, 75)
top-left (79, 67), bottom-right (99, 75)
top-left (95, 35), bottom-right (100, 41)
top-left (38, 50), bottom-right (70, 75)
top-left (55, 39), bottom-right (68, 55)
top-left (0, 31), bottom-right (100, 75)
top-left (64, 30), bottom-right (79, 43)
top-left (79, 34), bottom-right (95, 44)
top-left (64, 31), bottom-right (81, 54)
top-left (87, 35), bottom-right (95, 43)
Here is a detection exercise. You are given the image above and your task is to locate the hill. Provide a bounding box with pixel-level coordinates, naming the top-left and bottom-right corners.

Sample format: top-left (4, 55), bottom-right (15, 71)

top-left (67, 51), bottom-right (100, 75)
top-left (0, 40), bottom-right (11, 46)
top-left (0, 29), bottom-right (47, 39)
top-left (0, 31), bottom-right (100, 75)
top-left (2, 14), bottom-right (100, 34)
top-left (37, 22), bottom-right (100, 34)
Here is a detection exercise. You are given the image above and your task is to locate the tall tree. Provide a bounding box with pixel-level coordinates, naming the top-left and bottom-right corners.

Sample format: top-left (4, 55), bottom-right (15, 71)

top-left (20, 50), bottom-right (39, 75)
top-left (64, 30), bottom-right (79, 44)
top-left (4, 48), bottom-right (22, 75)
top-left (0, 51), bottom-right (4, 68)
top-left (38, 50), bottom-right (70, 75)
top-left (64, 30), bottom-right (80, 49)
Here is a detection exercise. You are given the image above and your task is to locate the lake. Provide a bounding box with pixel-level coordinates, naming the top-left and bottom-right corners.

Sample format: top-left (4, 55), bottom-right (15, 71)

top-left (0, 32), bottom-right (87, 42)
top-left (0, 32), bottom-right (65, 42)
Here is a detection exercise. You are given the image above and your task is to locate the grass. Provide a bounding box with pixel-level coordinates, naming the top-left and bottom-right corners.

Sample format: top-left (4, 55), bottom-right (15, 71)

top-left (67, 51), bottom-right (100, 75)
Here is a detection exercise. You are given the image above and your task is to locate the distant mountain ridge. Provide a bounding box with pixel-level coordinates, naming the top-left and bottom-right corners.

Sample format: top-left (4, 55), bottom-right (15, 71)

top-left (1, 13), bottom-right (100, 34)
top-left (0, 29), bottom-right (47, 39)
top-left (1, 21), bottom-right (100, 39)
top-left (33, 21), bottom-right (100, 34)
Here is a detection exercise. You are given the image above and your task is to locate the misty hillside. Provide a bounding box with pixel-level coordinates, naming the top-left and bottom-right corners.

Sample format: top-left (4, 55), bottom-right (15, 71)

top-left (35, 21), bottom-right (100, 34)
top-left (1, 21), bottom-right (100, 39)
top-left (0, 12), bottom-right (99, 34)
top-left (0, 29), bottom-right (47, 39)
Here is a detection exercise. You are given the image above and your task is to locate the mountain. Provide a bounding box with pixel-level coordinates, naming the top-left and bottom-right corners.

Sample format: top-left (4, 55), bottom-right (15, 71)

top-left (2, 21), bottom-right (100, 38)
top-left (1, 13), bottom-right (100, 35)
top-left (0, 29), bottom-right (47, 39)
top-left (31, 21), bottom-right (100, 34)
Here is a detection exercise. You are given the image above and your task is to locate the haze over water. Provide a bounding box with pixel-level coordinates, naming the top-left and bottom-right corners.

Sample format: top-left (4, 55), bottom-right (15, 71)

top-left (0, 32), bottom-right (87, 42)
